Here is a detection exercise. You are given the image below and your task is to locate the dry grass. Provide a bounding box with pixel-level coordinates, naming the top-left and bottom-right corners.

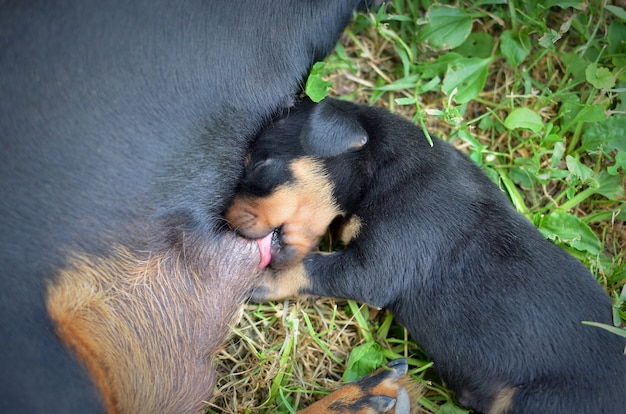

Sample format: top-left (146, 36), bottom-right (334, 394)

top-left (210, 300), bottom-right (387, 412)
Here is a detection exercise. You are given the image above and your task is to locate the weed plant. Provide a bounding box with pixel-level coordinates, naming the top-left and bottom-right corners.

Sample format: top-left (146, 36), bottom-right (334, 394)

top-left (211, 1), bottom-right (625, 412)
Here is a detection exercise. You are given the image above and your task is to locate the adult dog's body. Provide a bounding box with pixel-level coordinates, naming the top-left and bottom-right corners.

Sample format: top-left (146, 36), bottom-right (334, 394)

top-left (226, 98), bottom-right (626, 414)
top-left (0, 3), bottom-right (366, 412)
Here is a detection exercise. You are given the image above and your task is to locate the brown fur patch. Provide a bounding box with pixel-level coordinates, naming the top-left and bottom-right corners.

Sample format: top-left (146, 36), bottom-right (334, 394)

top-left (47, 237), bottom-right (259, 413)
top-left (226, 156), bottom-right (342, 268)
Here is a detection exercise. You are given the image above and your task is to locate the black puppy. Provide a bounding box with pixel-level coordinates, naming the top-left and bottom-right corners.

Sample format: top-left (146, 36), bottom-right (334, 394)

top-left (0, 2), bottom-right (370, 413)
top-left (226, 98), bottom-right (626, 414)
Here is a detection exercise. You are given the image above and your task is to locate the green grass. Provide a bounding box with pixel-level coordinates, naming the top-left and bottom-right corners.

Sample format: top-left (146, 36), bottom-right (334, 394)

top-left (212, 1), bottom-right (626, 412)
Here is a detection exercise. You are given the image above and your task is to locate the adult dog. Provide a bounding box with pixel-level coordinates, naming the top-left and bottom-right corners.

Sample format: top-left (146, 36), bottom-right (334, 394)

top-left (0, 2), bottom-right (373, 413)
top-left (226, 98), bottom-right (626, 414)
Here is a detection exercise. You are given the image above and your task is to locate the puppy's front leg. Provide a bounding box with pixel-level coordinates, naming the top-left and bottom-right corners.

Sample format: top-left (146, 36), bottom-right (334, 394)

top-left (251, 246), bottom-right (396, 309)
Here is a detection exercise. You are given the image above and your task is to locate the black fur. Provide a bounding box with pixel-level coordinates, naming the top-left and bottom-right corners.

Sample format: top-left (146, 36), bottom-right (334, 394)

top-left (244, 98), bottom-right (626, 413)
top-left (0, 2), bottom-right (368, 412)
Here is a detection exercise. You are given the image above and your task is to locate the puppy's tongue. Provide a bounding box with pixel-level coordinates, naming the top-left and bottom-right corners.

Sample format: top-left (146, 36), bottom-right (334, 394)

top-left (256, 232), bottom-right (273, 270)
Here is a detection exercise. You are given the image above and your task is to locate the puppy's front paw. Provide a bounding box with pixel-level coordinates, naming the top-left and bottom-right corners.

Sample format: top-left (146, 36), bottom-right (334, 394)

top-left (249, 271), bottom-right (276, 303)
top-left (250, 264), bottom-right (311, 303)
top-left (269, 225), bottom-right (318, 270)
top-left (269, 243), bottom-right (306, 270)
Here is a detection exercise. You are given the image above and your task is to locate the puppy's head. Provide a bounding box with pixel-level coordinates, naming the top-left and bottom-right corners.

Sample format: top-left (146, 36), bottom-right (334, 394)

top-left (225, 99), bottom-right (369, 269)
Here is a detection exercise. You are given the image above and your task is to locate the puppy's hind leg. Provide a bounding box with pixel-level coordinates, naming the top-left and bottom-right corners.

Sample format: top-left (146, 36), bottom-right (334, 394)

top-left (298, 359), bottom-right (421, 414)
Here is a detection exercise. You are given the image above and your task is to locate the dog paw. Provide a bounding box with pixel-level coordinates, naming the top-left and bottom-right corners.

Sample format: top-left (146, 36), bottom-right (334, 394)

top-left (249, 281), bottom-right (272, 303)
top-left (298, 359), bottom-right (419, 413)
top-left (269, 242), bottom-right (305, 270)
top-left (250, 263), bottom-right (311, 303)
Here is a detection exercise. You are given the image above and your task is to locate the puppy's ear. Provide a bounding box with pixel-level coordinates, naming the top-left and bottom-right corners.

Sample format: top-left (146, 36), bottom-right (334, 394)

top-left (300, 99), bottom-right (368, 157)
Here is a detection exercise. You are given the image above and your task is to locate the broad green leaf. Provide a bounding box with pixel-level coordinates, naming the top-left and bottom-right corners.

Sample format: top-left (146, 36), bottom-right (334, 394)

top-left (454, 32), bottom-right (494, 59)
top-left (606, 5), bottom-right (626, 22)
top-left (416, 53), bottom-right (463, 78)
top-left (442, 57), bottom-right (491, 103)
top-left (608, 22), bottom-right (626, 78)
top-left (542, 0), bottom-right (585, 9)
top-left (500, 30), bottom-right (531, 67)
top-left (561, 52), bottom-right (589, 82)
top-left (565, 155), bottom-right (594, 182)
top-left (417, 6), bottom-right (472, 50)
top-left (342, 342), bottom-right (383, 382)
top-left (571, 104), bottom-right (608, 124)
top-left (539, 211), bottom-right (602, 254)
top-left (305, 61), bottom-right (332, 102)
top-left (585, 63), bottom-right (617, 90)
top-left (581, 114), bottom-right (626, 153)
top-left (508, 165), bottom-right (538, 188)
top-left (557, 98), bottom-right (581, 130)
top-left (592, 170), bottom-right (625, 200)
top-left (608, 21), bottom-right (626, 55)
top-left (456, 129), bottom-right (484, 150)
top-left (396, 97), bottom-right (416, 106)
top-left (503, 108), bottom-right (543, 133)
top-left (559, 97), bottom-right (611, 132)
top-left (542, 132), bottom-right (562, 144)
top-left (607, 151), bottom-right (626, 176)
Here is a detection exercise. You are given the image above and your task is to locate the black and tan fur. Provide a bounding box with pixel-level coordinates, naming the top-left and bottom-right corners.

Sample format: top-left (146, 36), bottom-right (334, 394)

top-left (226, 98), bottom-right (626, 414)
top-left (300, 359), bottom-right (420, 414)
